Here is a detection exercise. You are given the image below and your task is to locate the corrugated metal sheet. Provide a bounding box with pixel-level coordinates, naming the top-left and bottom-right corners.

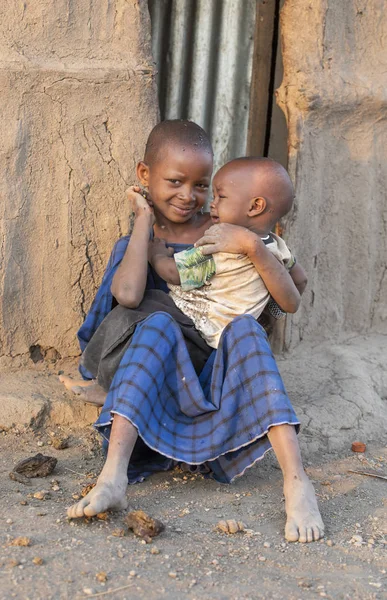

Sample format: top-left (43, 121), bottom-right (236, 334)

top-left (148, 0), bottom-right (256, 171)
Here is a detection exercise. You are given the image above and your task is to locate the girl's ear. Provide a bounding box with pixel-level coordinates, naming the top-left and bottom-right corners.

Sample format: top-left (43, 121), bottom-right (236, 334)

top-left (136, 161), bottom-right (150, 186)
top-left (248, 196), bottom-right (266, 217)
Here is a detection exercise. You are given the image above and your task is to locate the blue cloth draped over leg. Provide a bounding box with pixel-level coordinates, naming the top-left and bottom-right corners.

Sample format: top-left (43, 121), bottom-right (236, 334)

top-left (95, 311), bottom-right (299, 484)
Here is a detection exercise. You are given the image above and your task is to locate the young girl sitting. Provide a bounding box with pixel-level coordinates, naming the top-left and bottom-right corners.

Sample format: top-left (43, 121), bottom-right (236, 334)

top-left (63, 120), bottom-right (324, 544)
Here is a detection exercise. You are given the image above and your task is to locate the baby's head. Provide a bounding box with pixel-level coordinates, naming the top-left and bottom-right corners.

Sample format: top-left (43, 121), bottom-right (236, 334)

top-left (137, 120), bottom-right (213, 222)
top-left (211, 158), bottom-right (294, 234)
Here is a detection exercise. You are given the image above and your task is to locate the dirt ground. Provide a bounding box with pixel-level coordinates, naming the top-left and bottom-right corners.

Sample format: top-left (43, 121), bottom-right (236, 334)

top-left (0, 424), bottom-right (386, 600)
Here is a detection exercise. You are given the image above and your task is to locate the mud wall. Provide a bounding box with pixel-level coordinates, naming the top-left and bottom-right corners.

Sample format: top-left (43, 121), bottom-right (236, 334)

top-left (278, 0), bottom-right (387, 346)
top-left (0, 1), bottom-right (158, 369)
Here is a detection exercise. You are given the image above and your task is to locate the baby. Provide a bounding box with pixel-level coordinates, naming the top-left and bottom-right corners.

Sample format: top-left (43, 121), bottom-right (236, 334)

top-left (149, 157), bottom-right (299, 348)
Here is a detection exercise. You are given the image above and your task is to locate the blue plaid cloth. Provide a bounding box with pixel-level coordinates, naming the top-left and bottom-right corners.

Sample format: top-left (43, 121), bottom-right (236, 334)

top-left (79, 237), bottom-right (300, 484)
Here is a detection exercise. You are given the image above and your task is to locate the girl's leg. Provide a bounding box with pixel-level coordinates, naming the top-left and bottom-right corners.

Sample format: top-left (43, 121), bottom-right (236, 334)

top-left (67, 415), bottom-right (137, 518)
top-left (267, 424), bottom-right (324, 543)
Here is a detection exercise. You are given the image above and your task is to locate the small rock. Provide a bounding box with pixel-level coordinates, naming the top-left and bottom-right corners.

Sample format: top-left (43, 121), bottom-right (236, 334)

top-left (9, 537), bottom-right (31, 547)
top-left (52, 436), bottom-right (69, 450)
top-left (326, 539), bottom-right (334, 547)
top-left (96, 571), bottom-right (108, 582)
top-left (216, 519), bottom-right (246, 534)
top-left (96, 512), bottom-right (109, 521)
top-left (351, 441), bottom-right (366, 453)
top-left (14, 454), bottom-right (57, 478)
top-left (129, 570), bottom-right (137, 578)
top-left (125, 510), bottom-right (164, 543)
top-left (111, 529), bottom-right (125, 537)
top-left (32, 557), bottom-right (44, 565)
top-left (7, 559), bottom-right (20, 568)
top-left (355, 523), bottom-right (361, 528)
top-left (37, 441), bottom-right (44, 447)
top-left (298, 580), bottom-right (313, 589)
top-left (6, 519), bottom-right (13, 524)
top-left (168, 572), bottom-right (178, 579)
top-left (83, 589), bottom-right (94, 596)
top-left (258, 556), bottom-right (266, 562)
top-left (368, 538), bottom-right (375, 545)
top-left (263, 542), bottom-right (271, 548)
top-left (33, 491), bottom-right (49, 500)
top-left (150, 546), bottom-right (160, 555)
top-left (20, 501), bottom-right (28, 506)
top-left (351, 535), bottom-right (363, 543)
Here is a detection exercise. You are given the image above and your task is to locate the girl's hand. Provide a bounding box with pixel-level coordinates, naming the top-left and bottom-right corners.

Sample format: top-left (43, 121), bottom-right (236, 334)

top-left (148, 237), bottom-right (174, 267)
top-left (195, 224), bottom-right (260, 256)
top-left (126, 186), bottom-right (155, 225)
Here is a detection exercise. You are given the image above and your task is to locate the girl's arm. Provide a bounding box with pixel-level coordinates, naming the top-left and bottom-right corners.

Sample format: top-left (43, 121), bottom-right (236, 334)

top-left (111, 187), bottom-right (154, 308)
top-left (195, 224), bottom-right (301, 313)
top-left (148, 238), bottom-right (181, 285)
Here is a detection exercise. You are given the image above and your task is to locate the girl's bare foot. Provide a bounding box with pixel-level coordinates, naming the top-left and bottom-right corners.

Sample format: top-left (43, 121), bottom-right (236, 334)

top-left (284, 474), bottom-right (325, 543)
top-left (59, 375), bottom-right (95, 390)
top-left (59, 375), bottom-right (106, 407)
top-left (67, 415), bottom-right (138, 519)
top-left (67, 474), bottom-right (128, 519)
top-left (70, 384), bottom-right (107, 407)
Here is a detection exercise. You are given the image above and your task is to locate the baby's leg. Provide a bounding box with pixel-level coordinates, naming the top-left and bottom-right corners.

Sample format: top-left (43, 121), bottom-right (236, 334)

top-left (59, 375), bottom-right (106, 407)
top-left (67, 415), bottom-right (137, 518)
top-left (268, 424), bottom-right (324, 543)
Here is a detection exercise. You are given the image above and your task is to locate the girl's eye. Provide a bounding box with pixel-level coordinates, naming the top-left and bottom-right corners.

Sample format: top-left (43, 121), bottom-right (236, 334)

top-left (168, 179), bottom-right (181, 185)
top-left (196, 184), bottom-right (209, 190)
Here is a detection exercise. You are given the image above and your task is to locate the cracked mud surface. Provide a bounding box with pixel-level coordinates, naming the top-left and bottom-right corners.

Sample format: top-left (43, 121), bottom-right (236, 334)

top-left (0, 429), bottom-right (386, 600)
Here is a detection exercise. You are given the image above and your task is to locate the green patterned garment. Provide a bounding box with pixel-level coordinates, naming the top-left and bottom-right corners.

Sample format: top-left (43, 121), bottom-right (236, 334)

top-left (174, 247), bottom-right (216, 291)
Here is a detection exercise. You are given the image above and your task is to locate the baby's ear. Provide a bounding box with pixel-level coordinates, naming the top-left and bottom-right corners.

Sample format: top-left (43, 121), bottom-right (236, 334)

top-left (136, 161), bottom-right (150, 186)
top-left (248, 196), bottom-right (266, 217)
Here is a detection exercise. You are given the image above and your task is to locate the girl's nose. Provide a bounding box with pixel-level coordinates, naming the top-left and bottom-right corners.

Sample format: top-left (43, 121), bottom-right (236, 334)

top-left (178, 186), bottom-right (194, 201)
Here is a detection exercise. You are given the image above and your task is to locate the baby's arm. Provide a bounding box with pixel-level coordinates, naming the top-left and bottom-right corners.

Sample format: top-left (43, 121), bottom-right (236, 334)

top-left (196, 223), bottom-right (301, 313)
top-left (148, 238), bottom-right (180, 285)
top-left (111, 187), bottom-right (154, 308)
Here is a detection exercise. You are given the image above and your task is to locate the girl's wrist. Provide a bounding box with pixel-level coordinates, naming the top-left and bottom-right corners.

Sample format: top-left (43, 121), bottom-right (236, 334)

top-left (245, 233), bottom-right (263, 258)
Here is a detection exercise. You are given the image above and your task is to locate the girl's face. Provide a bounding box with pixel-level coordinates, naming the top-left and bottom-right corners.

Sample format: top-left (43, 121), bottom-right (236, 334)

top-left (137, 144), bottom-right (213, 223)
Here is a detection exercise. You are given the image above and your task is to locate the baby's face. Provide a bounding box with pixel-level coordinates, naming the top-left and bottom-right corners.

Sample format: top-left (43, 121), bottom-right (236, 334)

top-left (210, 167), bottom-right (254, 227)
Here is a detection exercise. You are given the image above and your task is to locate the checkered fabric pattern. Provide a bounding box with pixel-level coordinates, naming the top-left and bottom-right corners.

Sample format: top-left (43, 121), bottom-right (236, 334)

top-left (79, 237), bottom-right (300, 484)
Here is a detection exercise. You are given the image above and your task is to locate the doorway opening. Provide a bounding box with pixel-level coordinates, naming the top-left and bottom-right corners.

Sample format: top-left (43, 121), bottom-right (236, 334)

top-left (148, 0), bottom-right (288, 172)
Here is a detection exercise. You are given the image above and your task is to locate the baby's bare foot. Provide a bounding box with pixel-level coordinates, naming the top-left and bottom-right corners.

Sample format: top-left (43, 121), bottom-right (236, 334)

top-left (284, 474), bottom-right (324, 543)
top-left (67, 476), bottom-right (128, 519)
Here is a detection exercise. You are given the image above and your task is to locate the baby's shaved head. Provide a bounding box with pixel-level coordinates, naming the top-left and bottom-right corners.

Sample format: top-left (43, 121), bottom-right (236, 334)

top-left (144, 120), bottom-right (213, 166)
top-left (219, 157), bottom-right (294, 226)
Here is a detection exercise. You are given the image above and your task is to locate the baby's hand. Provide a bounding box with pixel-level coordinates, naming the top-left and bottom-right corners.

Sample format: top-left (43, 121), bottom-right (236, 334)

top-left (126, 186), bottom-right (155, 224)
top-left (148, 238), bottom-right (174, 266)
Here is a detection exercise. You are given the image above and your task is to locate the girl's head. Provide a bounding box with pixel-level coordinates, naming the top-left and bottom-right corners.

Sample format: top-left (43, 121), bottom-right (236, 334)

top-left (137, 120), bottom-right (213, 223)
